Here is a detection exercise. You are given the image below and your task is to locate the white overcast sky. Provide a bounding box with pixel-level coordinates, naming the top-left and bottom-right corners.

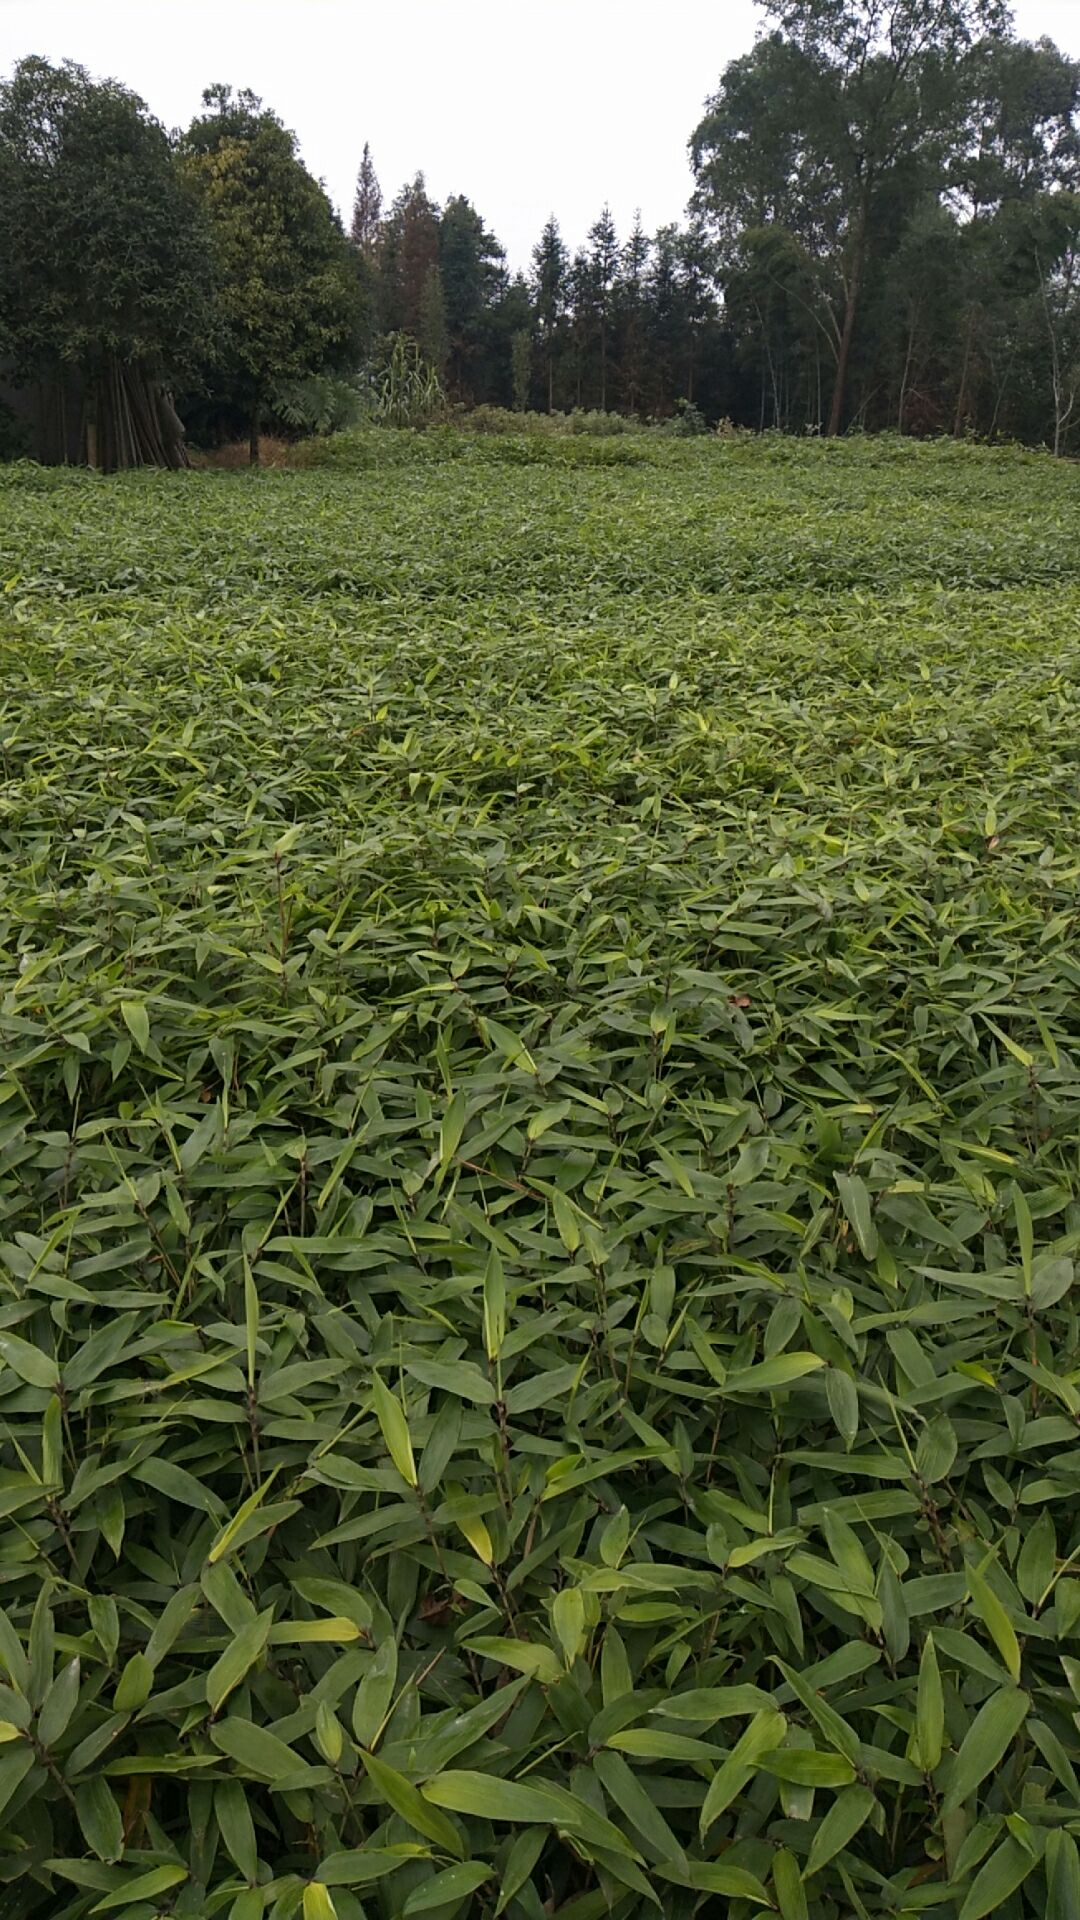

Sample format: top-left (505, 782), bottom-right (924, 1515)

top-left (1, 0), bottom-right (1078, 270)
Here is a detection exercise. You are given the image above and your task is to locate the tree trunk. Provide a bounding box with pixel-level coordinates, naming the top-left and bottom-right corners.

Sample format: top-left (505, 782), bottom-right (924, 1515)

top-left (600, 320), bottom-right (607, 412)
top-left (249, 407), bottom-right (261, 466)
top-left (547, 351), bottom-right (554, 414)
top-left (898, 316), bottom-right (916, 434)
top-left (827, 200), bottom-right (869, 438)
top-left (953, 312), bottom-right (975, 437)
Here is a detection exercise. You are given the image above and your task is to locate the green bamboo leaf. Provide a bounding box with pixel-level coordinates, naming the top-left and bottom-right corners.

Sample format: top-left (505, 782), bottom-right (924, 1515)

top-left (224, 1889), bottom-right (265, 1920)
top-left (206, 1610), bottom-right (273, 1714)
top-left (424, 1769), bottom-right (638, 1859)
top-left (835, 1171), bottom-right (878, 1258)
top-left (551, 1586), bottom-right (587, 1666)
top-left (207, 1470), bottom-right (280, 1566)
top-left (825, 1368), bottom-right (859, 1449)
top-left (610, 1729), bottom-right (719, 1763)
top-left (439, 1089), bottom-right (468, 1170)
top-left (1047, 1829), bottom-right (1080, 1920)
top-left (0, 1744), bottom-right (33, 1822)
top-left (269, 1617), bottom-right (363, 1645)
top-left (958, 1836), bottom-right (1039, 1920)
top-left (593, 1749), bottom-right (686, 1865)
top-left (1016, 1510), bottom-right (1056, 1606)
top-left (482, 1248), bottom-right (506, 1360)
top-left (361, 1750), bottom-right (463, 1856)
top-left (1013, 1185), bottom-right (1034, 1295)
top-left (914, 1633), bottom-right (944, 1774)
top-left (42, 1393), bottom-right (63, 1488)
top-left (112, 1653), bottom-right (153, 1713)
top-left (773, 1848), bottom-right (809, 1920)
top-left (915, 1412), bottom-right (957, 1484)
top-left (654, 1685), bottom-right (774, 1724)
top-left (422, 1769), bottom-right (577, 1824)
top-left (967, 1568), bottom-right (1021, 1685)
top-left (302, 1887), bottom-right (337, 1920)
top-left (120, 1000), bottom-right (150, 1053)
top-left (352, 1634), bottom-right (398, 1749)
top-left (944, 1686), bottom-right (1030, 1812)
top-left (700, 1709), bottom-right (787, 1835)
top-left (722, 1355), bottom-right (824, 1395)
top-left (494, 1828), bottom-right (546, 1915)
top-left (210, 1717), bottom-right (308, 1783)
top-left (314, 1701), bottom-right (344, 1767)
top-left (759, 1748), bottom-right (856, 1787)
top-left (0, 1331), bottom-right (59, 1390)
top-left (38, 1657), bottom-right (80, 1748)
top-left (658, 1859), bottom-right (771, 1902)
top-left (402, 1862), bottom-right (493, 1914)
top-left (215, 1777), bottom-right (258, 1881)
top-left (404, 1356), bottom-right (495, 1405)
top-left (129, 1457), bottom-right (227, 1518)
top-left (371, 1373), bottom-right (417, 1487)
top-left (74, 1778), bottom-right (124, 1864)
top-left (527, 1100), bottom-right (571, 1142)
top-left (90, 1866), bottom-right (188, 1912)
top-left (465, 1636), bottom-right (563, 1685)
top-left (243, 1254), bottom-right (259, 1391)
top-left (805, 1785), bottom-right (876, 1876)
top-left (316, 1849), bottom-right (422, 1887)
top-left (552, 1190), bottom-right (581, 1254)
top-left (775, 1659), bottom-right (860, 1762)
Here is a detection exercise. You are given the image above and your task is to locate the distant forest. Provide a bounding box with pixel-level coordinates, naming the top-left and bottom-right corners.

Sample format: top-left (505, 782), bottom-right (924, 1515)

top-left (1, 0), bottom-right (1079, 461)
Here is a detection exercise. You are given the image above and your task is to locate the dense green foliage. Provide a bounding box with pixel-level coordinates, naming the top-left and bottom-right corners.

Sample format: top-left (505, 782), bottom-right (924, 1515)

top-left (4, 1), bottom-right (1079, 459)
top-left (691, 6), bottom-right (1080, 445)
top-left (345, 0), bottom-right (1080, 444)
top-left (0, 59), bottom-right (215, 388)
top-left (179, 88), bottom-right (367, 453)
top-left (0, 63), bottom-right (369, 467)
top-left (2, 438), bottom-right (1080, 1917)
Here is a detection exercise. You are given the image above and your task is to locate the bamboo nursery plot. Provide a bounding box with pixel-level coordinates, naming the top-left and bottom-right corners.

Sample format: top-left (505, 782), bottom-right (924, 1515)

top-left (2, 432), bottom-right (1080, 1919)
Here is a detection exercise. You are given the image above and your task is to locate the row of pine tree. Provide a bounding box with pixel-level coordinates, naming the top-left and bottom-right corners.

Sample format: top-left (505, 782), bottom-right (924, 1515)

top-left (349, 149), bottom-right (717, 422)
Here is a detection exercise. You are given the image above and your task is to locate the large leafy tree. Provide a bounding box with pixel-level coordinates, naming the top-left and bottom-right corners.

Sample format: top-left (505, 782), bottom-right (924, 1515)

top-left (693, 0), bottom-right (1012, 432)
top-left (884, 198), bottom-right (966, 431)
top-left (180, 86), bottom-right (366, 461)
top-left (0, 56), bottom-right (215, 466)
top-left (724, 223), bottom-right (826, 428)
top-left (956, 33), bottom-right (1080, 211)
top-left (438, 195), bottom-right (506, 398)
top-left (944, 37), bottom-right (1080, 438)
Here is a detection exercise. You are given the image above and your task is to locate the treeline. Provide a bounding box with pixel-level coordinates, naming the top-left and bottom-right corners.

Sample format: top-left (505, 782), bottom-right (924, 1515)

top-left (0, 68), bottom-right (368, 466)
top-left (361, 0), bottom-right (1080, 449)
top-left (1, 0), bottom-right (1079, 465)
top-left (351, 161), bottom-right (719, 423)
top-left (693, 0), bottom-right (1080, 450)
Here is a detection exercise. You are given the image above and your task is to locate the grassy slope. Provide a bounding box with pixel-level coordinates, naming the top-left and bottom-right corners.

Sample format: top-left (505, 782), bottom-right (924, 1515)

top-left (1, 436), bottom-right (1080, 1918)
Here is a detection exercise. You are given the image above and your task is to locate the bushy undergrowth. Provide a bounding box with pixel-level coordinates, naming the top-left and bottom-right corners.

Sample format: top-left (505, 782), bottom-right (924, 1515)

top-left (2, 438), bottom-right (1080, 1920)
top-left (291, 426), bottom-right (649, 471)
top-left (460, 409), bottom-right (645, 438)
